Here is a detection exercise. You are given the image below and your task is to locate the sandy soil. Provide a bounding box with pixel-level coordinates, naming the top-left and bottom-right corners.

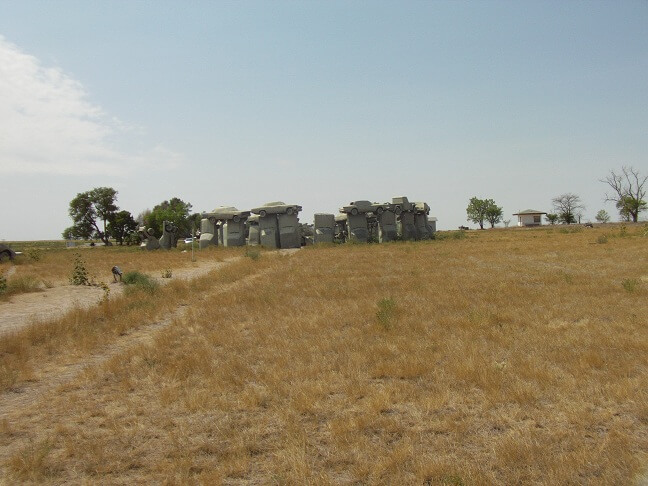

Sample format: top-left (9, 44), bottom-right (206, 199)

top-left (0, 257), bottom-right (237, 336)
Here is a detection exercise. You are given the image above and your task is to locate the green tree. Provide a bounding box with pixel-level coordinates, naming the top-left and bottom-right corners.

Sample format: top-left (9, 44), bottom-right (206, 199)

top-left (545, 213), bottom-right (559, 225)
top-left (107, 210), bottom-right (138, 245)
top-left (485, 201), bottom-right (503, 228)
top-left (601, 167), bottom-right (647, 223)
top-left (552, 193), bottom-right (584, 225)
top-left (467, 197), bottom-right (501, 229)
top-left (595, 209), bottom-right (610, 223)
top-left (143, 197), bottom-right (194, 240)
top-left (616, 194), bottom-right (647, 222)
top-left (63, 187), bottom-right (118, 244)
top-left (466, 197), bottom-right (487, 229)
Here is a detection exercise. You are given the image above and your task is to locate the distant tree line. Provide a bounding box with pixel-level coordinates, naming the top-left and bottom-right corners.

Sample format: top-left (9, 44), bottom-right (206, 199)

top-left (465, 166), bottom-right (646, 228)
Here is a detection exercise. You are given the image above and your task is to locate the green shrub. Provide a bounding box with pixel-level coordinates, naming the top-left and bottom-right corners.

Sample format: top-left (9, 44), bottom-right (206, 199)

top-left (123, 271), bottom-right (159, 294)
top-left (69, 253), bottom-right (89, 286)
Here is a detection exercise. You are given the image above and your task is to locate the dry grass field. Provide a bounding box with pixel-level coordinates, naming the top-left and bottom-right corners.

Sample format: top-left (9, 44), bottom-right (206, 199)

top-left (0, 225), bottom-right (647, 484)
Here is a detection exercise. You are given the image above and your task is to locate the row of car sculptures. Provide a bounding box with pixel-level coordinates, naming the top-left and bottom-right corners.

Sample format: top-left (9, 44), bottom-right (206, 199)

top-left (138, 196), bottom-right (435, 251)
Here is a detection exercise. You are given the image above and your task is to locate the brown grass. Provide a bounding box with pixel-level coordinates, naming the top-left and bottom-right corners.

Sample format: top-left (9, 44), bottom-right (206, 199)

top-left (1, 225), bottom-right (647, 484)
top-left (2, 244), bottom-right (239, 288)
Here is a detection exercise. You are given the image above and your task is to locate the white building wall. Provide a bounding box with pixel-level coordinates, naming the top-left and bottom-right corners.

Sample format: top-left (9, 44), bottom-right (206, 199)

top-left (518, 214), bottom-right (543, 226)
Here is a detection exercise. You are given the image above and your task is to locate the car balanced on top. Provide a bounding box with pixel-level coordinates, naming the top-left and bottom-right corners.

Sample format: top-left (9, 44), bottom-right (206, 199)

top-left (250, 201), bottom-right (302, 218)
top-left (340, 200), bottom-right (391, 215)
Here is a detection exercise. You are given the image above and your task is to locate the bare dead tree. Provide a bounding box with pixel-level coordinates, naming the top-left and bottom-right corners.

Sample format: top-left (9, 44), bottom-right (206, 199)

top-left (552, 193), bottom-right (585, 225)
top-left (600, 167), bottom-right (647, 223)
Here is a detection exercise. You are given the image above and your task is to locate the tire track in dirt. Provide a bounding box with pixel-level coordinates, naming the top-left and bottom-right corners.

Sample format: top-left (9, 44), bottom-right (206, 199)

top-left (0, 250), bottom-right (299, 427)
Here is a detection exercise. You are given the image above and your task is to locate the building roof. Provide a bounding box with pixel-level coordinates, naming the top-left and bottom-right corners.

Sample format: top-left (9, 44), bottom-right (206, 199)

top-left (512, 209), bottom-right (547, 215)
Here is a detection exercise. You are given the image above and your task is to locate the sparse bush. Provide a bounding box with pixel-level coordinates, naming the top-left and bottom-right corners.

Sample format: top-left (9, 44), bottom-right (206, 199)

top-left (123, 271), bottom-right (159, 294)
top-left (622, 278), bottom-right (639, 293)
top-left (69, 253), bottom-right (89, 286)
top-left (245, 247), bottom-right (261, 261)
top-left (597, 235), bottom-right (608, 244)
top-left (25, 248), bottom-right (43, 262)
top-left (161, 268), bottom-right (173, 278)
top-left (376, 297), bottom-right (397, 329)
top-left (0, 275), bottom-right (6, 294)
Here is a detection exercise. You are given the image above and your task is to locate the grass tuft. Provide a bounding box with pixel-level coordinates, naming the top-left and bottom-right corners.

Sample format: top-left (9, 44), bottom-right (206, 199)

top-left (622, 278), bottom-right (639, 293)
top-left (376, 297), bottom-right (398, 329)
top-left (123, 271), bottom-right (159, 294)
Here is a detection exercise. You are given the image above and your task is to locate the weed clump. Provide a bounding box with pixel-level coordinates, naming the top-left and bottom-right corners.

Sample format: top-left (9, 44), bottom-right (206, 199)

top-left (376, 297), bottom-right (398, 329)
top-left (0, 275), bottom-right (6, 295)
top-left (622, 278), bottom-right (639, 293)
top-left (597, 235), bottom-right (608, 244)
top-left (161, 268), bottom-right (172, 279)
top-left (123, 271), bottom-right (159, 294)
top-left (69, 253), bottom-right (89, 286)
top-left (245, 247), bottom-right (261, 261)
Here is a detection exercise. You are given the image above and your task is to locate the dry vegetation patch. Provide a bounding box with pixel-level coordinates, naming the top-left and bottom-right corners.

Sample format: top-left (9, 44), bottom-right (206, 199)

top-left (1, 226), bottom-right (647, 484)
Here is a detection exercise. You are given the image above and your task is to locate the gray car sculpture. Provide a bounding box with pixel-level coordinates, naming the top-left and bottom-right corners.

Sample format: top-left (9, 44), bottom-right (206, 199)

top-left (340, 200), bottom-right (389, 215)
top-left (251, 202), bottom-right (302, 249)
top-left (391, 196), bottom-right (414, 214)
top-left (201, 207), bottom-right (251, 247)
top-left (246, 214), bottom-right (261, 246)
top-left (139, 226), bottom-right (161, 250)
top-left (159, 221), bottom-right (177, 249)
top-left (250, 201), bottom-right (302, 218)
top-left (0, 244), bottom-right (17, 262)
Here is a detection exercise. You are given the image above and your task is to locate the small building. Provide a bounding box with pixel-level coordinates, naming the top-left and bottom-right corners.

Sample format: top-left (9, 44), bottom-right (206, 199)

top-left (513, 209), bottom-right (547, 227)
top-left (428, 216), bottom-right (437, 233)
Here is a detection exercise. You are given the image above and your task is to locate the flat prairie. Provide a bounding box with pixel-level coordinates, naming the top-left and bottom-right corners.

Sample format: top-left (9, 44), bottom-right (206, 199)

top-left (0, 225), bottom-right (647, 484)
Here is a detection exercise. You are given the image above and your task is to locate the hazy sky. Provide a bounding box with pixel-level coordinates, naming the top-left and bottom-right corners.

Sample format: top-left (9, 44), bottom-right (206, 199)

top-left (1, 1), bottom-right (646, 240)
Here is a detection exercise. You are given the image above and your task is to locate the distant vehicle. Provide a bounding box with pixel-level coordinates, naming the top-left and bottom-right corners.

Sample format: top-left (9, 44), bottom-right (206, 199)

top-left (250, 201), bottom-right (302, 217)
top-left (183, 237), bottom-right (194, 244)
top-left (340, 200), bottom-right (388, 215)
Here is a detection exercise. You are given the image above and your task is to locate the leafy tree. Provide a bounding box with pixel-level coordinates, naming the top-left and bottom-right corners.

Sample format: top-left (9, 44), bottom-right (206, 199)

top-left (107, 210), bottom-right (138, 245)
top-left (143, 197), bottom-right (194, 240)
top-left (601, 166), bottom-right (647, 223)
top-left (485, 202), bottom-right (503, 228)
top-left (467, 197), bottom-right (502, 229)
top-left (595, 210), bottom-right (610, 223)
top-left (466, 197), bottom-right (487, 229)
top-left (545, 213), bottom-right (559, 225)
top-left (63, 187), bottom-right (118, 244)
top-left (552, 193), bottom-right (584, 225)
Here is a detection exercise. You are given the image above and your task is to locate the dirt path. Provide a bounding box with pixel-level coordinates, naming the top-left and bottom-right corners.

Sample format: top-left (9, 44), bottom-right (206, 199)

top-left (0, 257), bottom-right (234, 336)
top-left (0, 250), bottom-right (298, 426)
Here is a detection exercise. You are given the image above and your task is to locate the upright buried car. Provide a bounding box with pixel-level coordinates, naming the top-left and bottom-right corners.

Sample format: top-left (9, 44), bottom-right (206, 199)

top-left (0, 244), bottom-right (17, 262)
